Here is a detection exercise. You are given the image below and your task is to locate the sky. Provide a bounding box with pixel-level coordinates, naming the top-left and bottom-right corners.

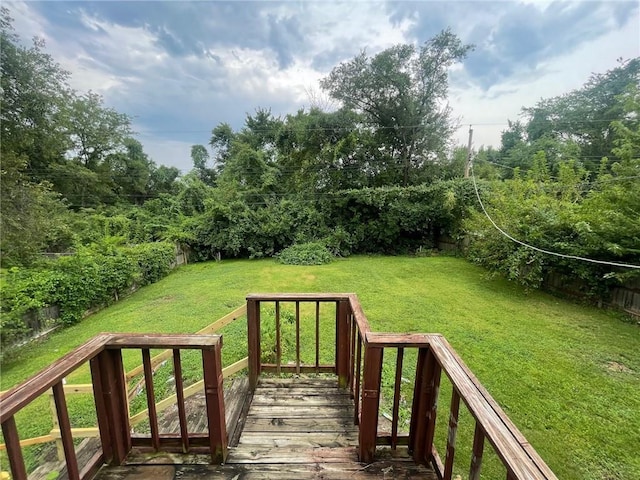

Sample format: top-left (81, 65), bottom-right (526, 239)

top-left (6, 0), bottom-right (640, 172)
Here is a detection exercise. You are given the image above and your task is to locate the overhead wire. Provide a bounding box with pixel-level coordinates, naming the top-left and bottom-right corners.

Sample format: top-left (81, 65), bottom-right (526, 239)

top-left (469, 162), bottom-right (640, 270)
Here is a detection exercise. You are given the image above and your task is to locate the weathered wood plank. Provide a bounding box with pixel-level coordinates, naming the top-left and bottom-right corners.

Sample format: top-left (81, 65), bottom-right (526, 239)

top-left (257, 378), bottom-right (340, 388)
top-left (250, 393), bottom-right (353, 406)
top-left (226, 446), bottom-right (359, 464)
top-left (252, 387), bottom-right (350, 397)
top-left (238, 432), bottom-right (358, 448)
top-left (242, 417), bottom-right (358, 433)
top-left (106, 334), bottom-right (220, 350)
top-left (96, 460), bottom-right (438, 479)
top-left (246, 406), bottom-right (353, 418)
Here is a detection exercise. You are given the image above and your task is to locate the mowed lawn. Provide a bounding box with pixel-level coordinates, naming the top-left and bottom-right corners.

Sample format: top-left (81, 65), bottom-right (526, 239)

top-left (1, 256), bottom-right (639, 479)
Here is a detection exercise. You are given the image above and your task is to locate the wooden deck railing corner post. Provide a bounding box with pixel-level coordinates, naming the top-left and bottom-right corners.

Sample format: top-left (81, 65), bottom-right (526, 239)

top-left (409, 346), bottom-right (442, 466)
top-left (202, 339), bottom-right (228, 463)
top-left (93, 348), bottom-right (131, 465)
top-left (336, 299), bottom-right (351, 388)
top-left (358, 343), bottom-right (383, 463)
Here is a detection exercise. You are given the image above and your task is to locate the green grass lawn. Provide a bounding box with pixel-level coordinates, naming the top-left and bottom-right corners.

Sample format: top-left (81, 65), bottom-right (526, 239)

top-left (1, 256), bottom-right (638, 479)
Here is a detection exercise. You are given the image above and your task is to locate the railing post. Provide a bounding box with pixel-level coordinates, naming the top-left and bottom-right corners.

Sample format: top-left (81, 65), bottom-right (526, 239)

top-left (247, 299), bottom-right (261, 391)
top-left (92, 349), bottom-right (131, 465)
top-left (358, 344), bottom-right (383, 463)
top-left (409, 347), bottom-right (441, 466)
top-left (202, 340), bottom-right (228, 463)
top-left (48, 390), bottom-right (65, 461)
top-left (52, 382), bottom-right (80, 480)
top-left (336, 300), bottom-right (351, 388)
top-left (1, 416), bottom-right (28, 480)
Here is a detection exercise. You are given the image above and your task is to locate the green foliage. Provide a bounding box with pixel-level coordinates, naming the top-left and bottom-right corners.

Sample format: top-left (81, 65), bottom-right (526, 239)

top-left (123, 242), bottom-right (175, 285)
top-left (320, 30), bottom-right (473, 185)
top-left (276, 242), bottom-right (333, 265)
top-left (0, 241), bottom-right (175, 345)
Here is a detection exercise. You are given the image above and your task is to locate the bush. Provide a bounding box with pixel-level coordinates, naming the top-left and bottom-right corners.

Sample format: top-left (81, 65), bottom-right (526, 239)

top-left (0, 241), bottom-right (177, 346)
top-left (276, 242), bottom-right (333, 265)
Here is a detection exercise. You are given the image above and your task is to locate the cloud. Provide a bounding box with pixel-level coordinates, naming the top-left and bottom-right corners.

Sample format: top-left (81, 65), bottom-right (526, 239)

top-left (4, 0), bottom-right (639, 171)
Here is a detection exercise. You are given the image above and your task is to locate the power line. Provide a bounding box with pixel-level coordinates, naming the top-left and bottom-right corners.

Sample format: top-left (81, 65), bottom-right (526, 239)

top-left (469, 163), bottom-right (640, 270)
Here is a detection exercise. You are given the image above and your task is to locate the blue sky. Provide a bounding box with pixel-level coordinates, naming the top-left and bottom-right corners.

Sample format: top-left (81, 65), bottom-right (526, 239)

top-left (7, 1), bottom-right (640, 172)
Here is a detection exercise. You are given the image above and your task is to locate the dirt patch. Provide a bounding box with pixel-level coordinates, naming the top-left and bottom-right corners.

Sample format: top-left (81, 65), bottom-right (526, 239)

top-left (606, 361), bottom-right (633, 374)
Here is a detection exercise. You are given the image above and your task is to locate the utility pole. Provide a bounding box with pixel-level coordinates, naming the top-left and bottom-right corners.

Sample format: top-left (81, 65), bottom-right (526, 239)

top-left (464, 125), bottom-right (473, 178)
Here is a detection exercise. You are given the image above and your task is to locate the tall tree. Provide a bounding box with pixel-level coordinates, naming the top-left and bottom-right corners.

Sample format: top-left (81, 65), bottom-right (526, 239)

top-left (522, 58), bottom-right (640, 172)
top-left (191, 144), bottom-right (216, 185)
top-left (320, 29), bottom-right (473, 186)
top-left (0, 7), bottom-right (72, 180)
top-left (67, 92), bottom-right (132, 169)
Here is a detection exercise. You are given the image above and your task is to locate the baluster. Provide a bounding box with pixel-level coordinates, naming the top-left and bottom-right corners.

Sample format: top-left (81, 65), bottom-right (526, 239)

top-left (391, 347), bottom-right (404, 450)
top-left (336, 300), bottom-right (351, 388)
top-left (349, 314), bottom-right (357, 395)
top-left (48, 389), bottom-right (64, 461)
top-left (97, 349), bottom-right (130, 464)
top-left (315, 301), bottom-right (320, 374)
top-left (1, 416), bottom-right (28, 480)
top-left (173, 349), bottom-right (189, 453)
top-left (276, 301), bottom-right (281, 375)
top-left (142, 349), bottom-right (160, 451)
top-left (52, 382), bottom-right (80, 480)
top-left (469, 422), bottom-right (485, 480)
top-left (353, 332), bottom-right (363, 425)
top-left (443, 388), bottom-right (461, 479)
top-left (409, 348), bottom-right (441, 465)
top-left (295, 301), bottom-right (301, 374)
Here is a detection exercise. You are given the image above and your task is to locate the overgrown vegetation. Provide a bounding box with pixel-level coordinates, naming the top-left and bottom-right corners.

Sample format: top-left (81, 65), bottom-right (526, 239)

top-left (0, 241), bottom-right (174, 346)
top-left (276, 242), bottom-right (333, 265)
top-left (466, 68), bottom-right (640, 295)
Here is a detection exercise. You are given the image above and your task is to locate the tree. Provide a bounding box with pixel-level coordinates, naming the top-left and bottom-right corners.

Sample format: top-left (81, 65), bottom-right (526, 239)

top-left (522, 58), bottom-right (640, 172)
top-left (320, 29), bottom-right (473, 186)
top-left (191, 144), bottom-right (216, 185)
top-left (67, 92), bottom-right (132, 170)
top-left (0, 7), bottom-right (72, 180)
top-left (106, 138), bottom-right (154, 204)
top-left (148, 165), bottom-right (180, 196)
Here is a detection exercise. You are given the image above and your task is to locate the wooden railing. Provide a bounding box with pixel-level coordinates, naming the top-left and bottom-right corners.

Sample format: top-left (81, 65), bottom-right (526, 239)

top-left (247, 293), bottom-right (558, 480)
top-left (2, 294), bottom-right (558, 480)
top-left (0, 334), bottom-right (228, 480)
top-left (0, 304), bottom-right (248, 459)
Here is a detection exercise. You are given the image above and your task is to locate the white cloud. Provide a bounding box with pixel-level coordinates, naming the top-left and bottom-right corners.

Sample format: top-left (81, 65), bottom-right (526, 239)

top-left (451, 17), bottom-right (640, 148)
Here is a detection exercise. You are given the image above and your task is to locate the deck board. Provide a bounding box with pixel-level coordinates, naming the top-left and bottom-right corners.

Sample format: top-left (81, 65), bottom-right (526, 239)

top-left (94, 376), bottom-right (437, 479)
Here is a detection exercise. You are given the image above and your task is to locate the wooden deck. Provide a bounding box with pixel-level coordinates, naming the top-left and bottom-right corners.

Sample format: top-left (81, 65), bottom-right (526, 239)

top-left (93, 377), bottom-right (437, 479)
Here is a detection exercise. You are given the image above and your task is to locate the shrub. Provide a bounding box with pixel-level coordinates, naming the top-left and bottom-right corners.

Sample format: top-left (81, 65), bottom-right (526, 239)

top-left (276, 242), bottom-right (333, 265)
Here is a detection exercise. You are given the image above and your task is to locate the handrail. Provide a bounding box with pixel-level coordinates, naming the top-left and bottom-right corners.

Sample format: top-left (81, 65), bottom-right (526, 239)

top-left (0, 334), bottom-right (228, 480)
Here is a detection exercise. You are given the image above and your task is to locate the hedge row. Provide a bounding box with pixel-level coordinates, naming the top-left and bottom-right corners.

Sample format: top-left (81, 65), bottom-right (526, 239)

top-left (0, 241), bottom-right (175, 346)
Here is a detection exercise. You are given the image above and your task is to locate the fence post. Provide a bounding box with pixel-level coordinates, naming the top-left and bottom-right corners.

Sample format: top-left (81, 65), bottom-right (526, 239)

top-left (335, 300), bottom-right (351, 388)
top-left (358, 344), bottom-right (383, 463)
top-left (247, 299), bottom-right (261, 391)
